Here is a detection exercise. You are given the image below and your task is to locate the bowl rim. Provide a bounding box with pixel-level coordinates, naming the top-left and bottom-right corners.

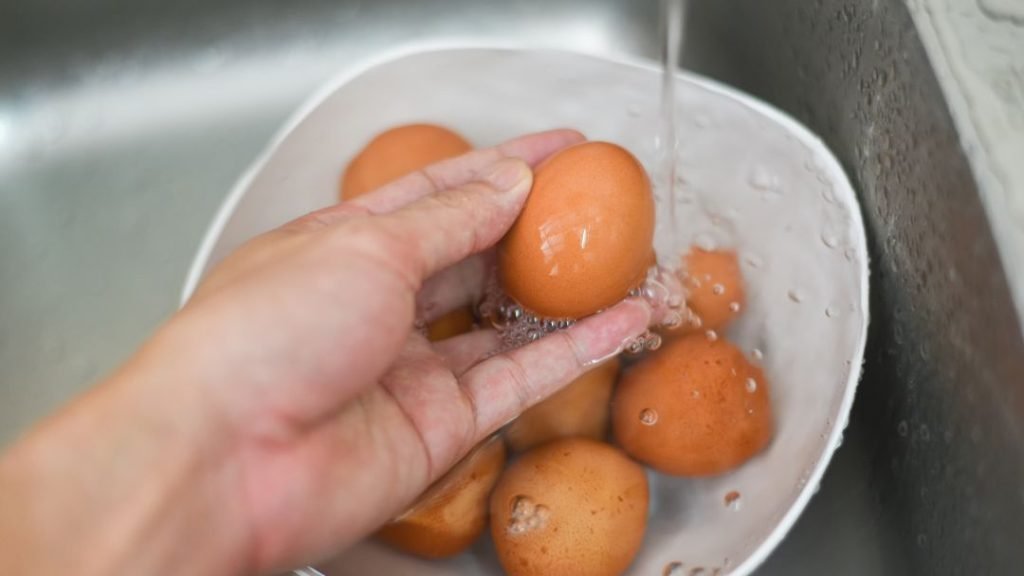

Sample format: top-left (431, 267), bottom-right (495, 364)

top-left (179, 42), bottom-right (870, 576)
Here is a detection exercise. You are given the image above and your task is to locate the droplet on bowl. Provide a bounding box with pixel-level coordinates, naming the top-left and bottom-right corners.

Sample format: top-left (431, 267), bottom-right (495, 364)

top-left (821, 231), bottom-right (840, 249)
top-left (663, 562), bottom-right (685, 576)
top-left (748, 165), bottom-right (780, 191)
top-left (724, 490), bottom-right (742, 510)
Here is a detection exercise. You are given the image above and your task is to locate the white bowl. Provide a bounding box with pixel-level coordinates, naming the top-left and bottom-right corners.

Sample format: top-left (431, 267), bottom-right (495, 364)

top-left (182, 47), bottom-right (869, 576)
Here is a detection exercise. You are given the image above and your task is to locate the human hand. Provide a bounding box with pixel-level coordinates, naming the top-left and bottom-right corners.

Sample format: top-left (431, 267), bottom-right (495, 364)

top-left (0, 130), bottom-right (652, 576)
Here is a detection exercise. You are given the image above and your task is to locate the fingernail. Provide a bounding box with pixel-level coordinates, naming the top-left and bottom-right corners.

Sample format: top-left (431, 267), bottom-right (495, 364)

top-left (483, 159), bottom-right (532, 195)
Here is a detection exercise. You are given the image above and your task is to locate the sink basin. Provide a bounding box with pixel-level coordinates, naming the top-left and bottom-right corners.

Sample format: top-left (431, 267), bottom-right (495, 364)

top-left (1, 0), bottom-right (1021, 574)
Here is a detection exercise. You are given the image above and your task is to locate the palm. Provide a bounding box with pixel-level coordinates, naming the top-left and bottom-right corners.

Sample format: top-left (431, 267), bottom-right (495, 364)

top-left (184, 130), bottom-right (651, 573)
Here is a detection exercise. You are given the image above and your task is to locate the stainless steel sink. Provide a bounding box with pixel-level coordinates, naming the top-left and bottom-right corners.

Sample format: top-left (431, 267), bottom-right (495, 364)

top-left (2, 0), bottom-right (1021, 574)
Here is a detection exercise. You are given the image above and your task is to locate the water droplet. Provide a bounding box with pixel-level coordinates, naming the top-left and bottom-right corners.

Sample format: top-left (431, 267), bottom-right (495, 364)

top-left (745, 378), bottom-right (758, 393)
top-left (646, 332), bottom-right (663, 351)
top-left (916, 533), bottom-right (928, 547)
top-left (821, 231), bottom-right (840, 249)
top-left (712, 283), bottom-right (725, 295)
top-left (920, 425), bottom-right (931, 441)
top-left (625, 337), bottom-right (645, 355)
top-left (751, 348), bottom-right (764, 361)
top-left (825, 306), bottom-right (838, 318)
top-left (897, 421), bottom-right (909, 437)
top-left (788, 289), bottom-right (804, 303)
top-left (844, 246), bottom-right (856, 262)
top-left (705, 329), bottom-right (718, 341)
top-left (724, 490), bottom-right (742, 510)
top-left (663, 562), bottom-right (685, 576)
top-left (508, 495), bottom-right (549, 534)
top-left (639, 408), bottom-right (659, 426)
top-left (728, 301), bottom-right (741, 312)
top-left (743, 253), bottom-right (762, 268)
top-left (748, 166), bottom-right (780, 191)
top-left (692, 389), bottom-right (702, 399)
top-left (661, 311), bottom-right (684, 330)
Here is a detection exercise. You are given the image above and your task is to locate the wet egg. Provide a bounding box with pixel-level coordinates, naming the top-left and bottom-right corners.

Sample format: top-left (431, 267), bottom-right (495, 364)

top-left (665, 247), bottom-right (745, 334)
top-left (376, 435), bottom-right (505, 558)
top-left (341, 123), bottom-right (472, 200)
top-left (612, 333), bottom-right (773, 476)
top-left (490, 438), bottom-right (648, 576)
top-left (498, 141), bottom-right (655, 319)
top-left (504, 358), bottom-right (620, 452)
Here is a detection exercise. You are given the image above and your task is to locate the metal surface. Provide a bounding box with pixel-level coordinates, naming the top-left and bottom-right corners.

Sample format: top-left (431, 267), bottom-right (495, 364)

top-left (685, 0), bottom-right (1024, 573)
top-left (0, 0), bottom-right (1020, 574)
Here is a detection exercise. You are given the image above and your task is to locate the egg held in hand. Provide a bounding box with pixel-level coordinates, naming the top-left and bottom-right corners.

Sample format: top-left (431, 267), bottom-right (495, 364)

top-left (341, 123), bottom-right (472, 200)
top-left (490, 437), bottom-right (649, 576)
top-left (498, 141), bottom-right (655, 320)
top-left (376, 435), bottom-right (506, 558)
top-left (504, 358), bottom-right (620, 452)
top-left (613, 333), bottom-right (773, 476)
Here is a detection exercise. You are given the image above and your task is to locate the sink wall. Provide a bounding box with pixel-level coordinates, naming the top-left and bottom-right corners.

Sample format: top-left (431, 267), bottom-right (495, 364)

top-left (685, 0), bottom-right (1024, 573)
top-left (2, 0), bottom-right (1021, 573)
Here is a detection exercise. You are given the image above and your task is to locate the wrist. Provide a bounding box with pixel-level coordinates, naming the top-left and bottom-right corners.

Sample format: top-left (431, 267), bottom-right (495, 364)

top-left (0, 327), bottom-right (253, 576)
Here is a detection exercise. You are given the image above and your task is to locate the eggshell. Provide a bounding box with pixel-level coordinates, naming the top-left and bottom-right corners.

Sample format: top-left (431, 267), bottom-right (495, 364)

top-left (504, 358), bottom-right (620, 452)
top-left (498, 141), bottom-right (655, 319)
top-left (376, 435), bottom-right (506, 558)
top-left (490, 437), bottom-right (648, 576)
top-left (679, 248), bottom-right (746, 333)
top-left (612, 334), bottom-right (773, 476)
top-left (341, 123), bottom-right (471, 200)
top-left (426, 307), bottom-right (476, 341)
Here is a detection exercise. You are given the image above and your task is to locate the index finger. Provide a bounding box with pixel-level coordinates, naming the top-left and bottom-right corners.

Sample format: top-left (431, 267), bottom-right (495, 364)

top-left (353, 128), bottom-right (584, 214)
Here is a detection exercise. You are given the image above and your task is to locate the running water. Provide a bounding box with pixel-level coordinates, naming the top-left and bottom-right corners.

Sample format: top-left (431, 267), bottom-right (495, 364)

top-left (656, 0), bottom-right (687, 257)
top-left (477, 0), bottom-right (693, 351)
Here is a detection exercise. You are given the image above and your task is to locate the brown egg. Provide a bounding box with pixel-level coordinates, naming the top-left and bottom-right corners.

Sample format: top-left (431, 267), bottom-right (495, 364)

top-left (498, 141), bottom-right (655, 319)
top-left (341, 123), bottom-right (472, 200)
top-left (613, 333), bottom-right (772, 476)
top-left (504, 358), bottom-right (620, 452)
top-left (426, 307), bottom-right (475, 341)
top-left (490, 438), bottom-right (648, 576)
top-left (677, 248), bottom-right (745, 332)
top-left (377, 435), bottom-right (506, 558)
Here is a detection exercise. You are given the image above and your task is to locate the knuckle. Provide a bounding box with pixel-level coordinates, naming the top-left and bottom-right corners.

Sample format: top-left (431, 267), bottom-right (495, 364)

top-left (493, 354), bottom-right (534, 415)
top-left (552, 329), bottom-right (587, 368)
top-left (335, 219), bottom-right (423, 292)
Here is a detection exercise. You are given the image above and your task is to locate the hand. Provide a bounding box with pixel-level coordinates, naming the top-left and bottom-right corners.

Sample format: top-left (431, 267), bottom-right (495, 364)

top-left (0, 130), bottom-right (652, 576)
